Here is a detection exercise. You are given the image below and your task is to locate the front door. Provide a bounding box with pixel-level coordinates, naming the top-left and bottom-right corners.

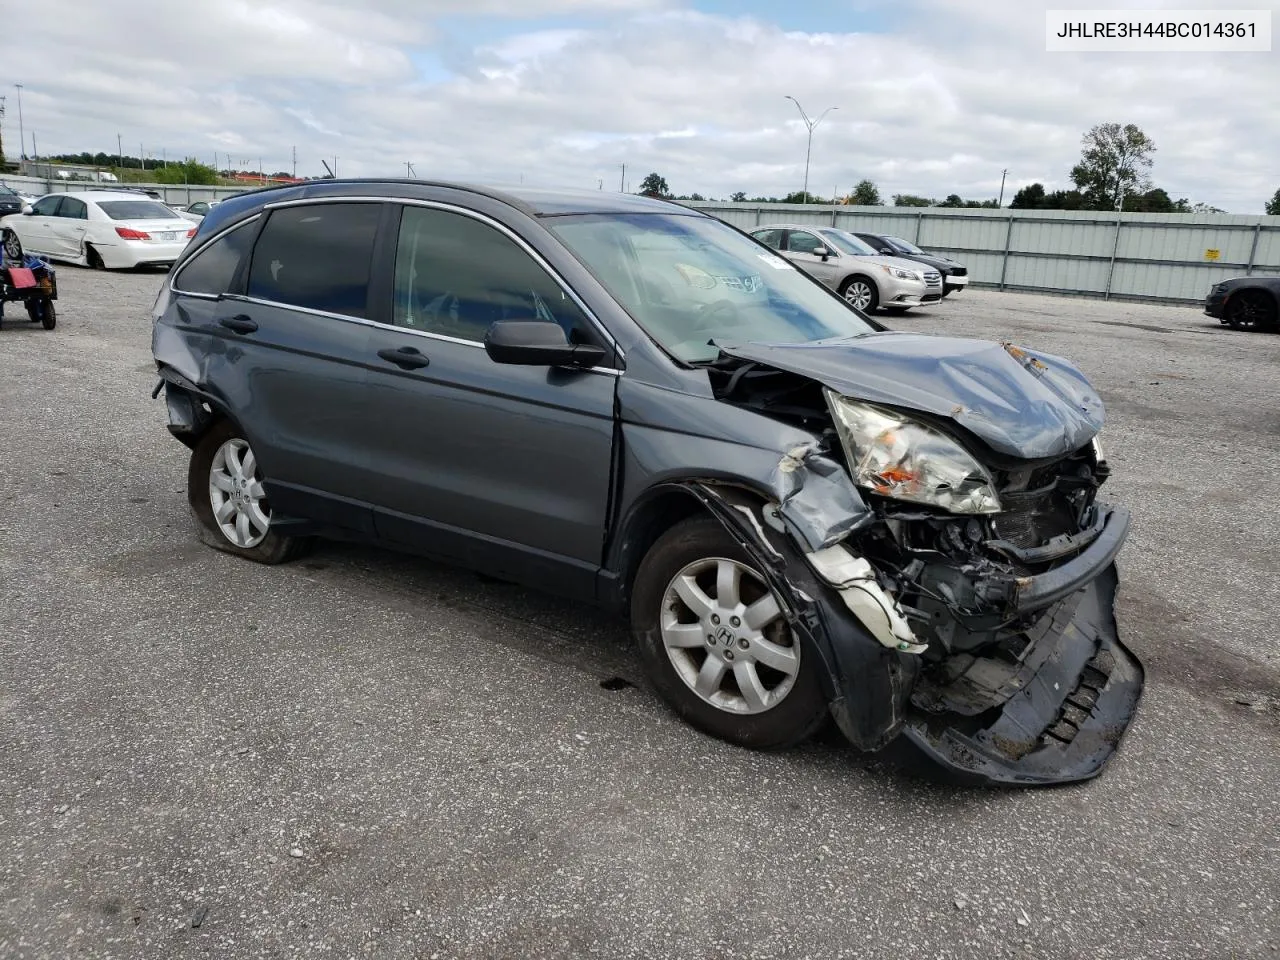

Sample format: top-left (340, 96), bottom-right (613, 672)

top-left (19, 195), bottom-right (61, 255)
top-left (782, 229), bottom-right (843, 289)
top-left (52, 196), bottom-right (90, 259)
top-left (361, 203), bottom-right (618, 599)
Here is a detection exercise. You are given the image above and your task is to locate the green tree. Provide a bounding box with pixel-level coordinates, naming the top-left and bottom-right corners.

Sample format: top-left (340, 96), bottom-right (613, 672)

top-left (1010, 183), bottom-right (1046, 208)
top-left (848, 179), bottom-right (883, 206)
top-left (938, 194), bottom-right (964, 207)
top-left (150, 159), bottom-right (219, 186)
top-left (730, 191), bottom-right (747, 202)
top-left (893, 194), bottom-right (933, 207)
top-left (1070, 122), bottom-right (1156, 210)
top-left (1266, 189), bottom-right (1280, 216)
top-left (638, 172), bottom-right (669, 197)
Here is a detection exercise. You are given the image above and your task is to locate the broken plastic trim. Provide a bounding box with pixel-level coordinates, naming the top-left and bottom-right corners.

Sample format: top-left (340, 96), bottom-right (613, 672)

top-left (767, 441), bottom-right (871, 553)
top-left (805, 545), bottom-right (928, 654)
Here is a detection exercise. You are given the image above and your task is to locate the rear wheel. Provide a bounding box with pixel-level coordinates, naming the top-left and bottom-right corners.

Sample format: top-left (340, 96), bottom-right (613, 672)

top-left (1225, 292), bottom-right (1278, 331)
top-left (85, 244), bottom-right (105, 270)
top-left (839, 275), bottom-right (878, 313)
top-left (27, 299), bottom-right (55, 329)
top-left (188, 420), bottom-right (309, 564)
top-left (630, 517), bottom-right (828, 749)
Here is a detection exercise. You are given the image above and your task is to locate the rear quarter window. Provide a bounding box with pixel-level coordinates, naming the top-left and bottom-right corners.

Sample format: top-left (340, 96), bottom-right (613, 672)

top-left (246, 203), bottom-right (381, 319)
top-left (172, 221), bottom-right (259, 296)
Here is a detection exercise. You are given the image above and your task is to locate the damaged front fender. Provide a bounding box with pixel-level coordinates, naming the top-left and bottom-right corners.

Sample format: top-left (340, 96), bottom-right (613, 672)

top-left (679, 481), bottom-right (921, 752)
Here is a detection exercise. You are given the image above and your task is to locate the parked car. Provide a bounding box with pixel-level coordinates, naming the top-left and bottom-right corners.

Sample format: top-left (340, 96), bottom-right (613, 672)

top-left (1204, 276), bottom-right (1279, 331)
top-left (751, 223), bottom-right (943, 312)
top-left (0, 191), bottom-right (196, 269)
top-left (177, 199), bottom-right (222, 223)
top-left (851, 232), bottom-right (969, 297)
top-left (151, 180), bottom-right (1141, 786)
top-left (0, 185), bottom-right (24, 219)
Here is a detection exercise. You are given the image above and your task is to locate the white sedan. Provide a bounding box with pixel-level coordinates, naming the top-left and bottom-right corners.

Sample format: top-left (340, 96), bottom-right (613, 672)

top-left (177, 199), bottom-right (222, 223)
top-left (0, 190), bottom-right (196, 269)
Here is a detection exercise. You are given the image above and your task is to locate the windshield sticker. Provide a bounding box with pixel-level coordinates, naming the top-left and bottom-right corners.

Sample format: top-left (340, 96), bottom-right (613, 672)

top-left (757, 253), bottom-right (793, 270)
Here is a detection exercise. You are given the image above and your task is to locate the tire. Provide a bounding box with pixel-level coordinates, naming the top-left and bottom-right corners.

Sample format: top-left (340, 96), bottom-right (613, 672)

top-left (2, 228), bottom-right (22, 263)
top-left (630, 516), bottom-right (828, 750)
top-left (27, 299), bottom-right (55, 329)
top-left (187, 420), bottom-right (309, 564)
top-left (1225, 292), bottom-right (1278, 332)
top-left (839, 275), bottom-right (879, 313)
top-left (85, 244), bottom-right (105, 270)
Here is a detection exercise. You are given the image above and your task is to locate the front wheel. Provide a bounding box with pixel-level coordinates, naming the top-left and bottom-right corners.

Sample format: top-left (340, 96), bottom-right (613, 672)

top-left (188, 420), bottom-right (308, 564)
top-left (1225, 292), bottom-right (1278, 332)
top-left (840, 276), bottom-right (879, 313)
top-left (631, 517), bottom-right (828, 749)
top-left (2, 228), bottom-right (23, 263)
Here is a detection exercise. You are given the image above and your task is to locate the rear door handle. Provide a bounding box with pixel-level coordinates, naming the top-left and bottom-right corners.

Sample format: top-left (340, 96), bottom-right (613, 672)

top-left (377, 346), bottom-right (430, 370)
top-left (219, 315), bottom-right (258, 334)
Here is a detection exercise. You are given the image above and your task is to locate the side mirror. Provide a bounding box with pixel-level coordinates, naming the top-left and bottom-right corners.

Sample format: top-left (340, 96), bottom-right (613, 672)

top-left (21, 205), bottom-right (34, 215)
top-left (484, 320), bottom-right (607, 368)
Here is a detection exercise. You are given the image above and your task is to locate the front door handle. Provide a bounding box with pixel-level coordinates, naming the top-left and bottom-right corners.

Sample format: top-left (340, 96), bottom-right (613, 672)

top-left (377, 346), bottom-right (430, 370)
top-left (219, 315), bottom-right (258, 334)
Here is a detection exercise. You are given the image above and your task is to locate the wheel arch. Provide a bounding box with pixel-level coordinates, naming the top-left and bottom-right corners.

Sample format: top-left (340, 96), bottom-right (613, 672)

top-left (156, 365), bottom-right (241, 450)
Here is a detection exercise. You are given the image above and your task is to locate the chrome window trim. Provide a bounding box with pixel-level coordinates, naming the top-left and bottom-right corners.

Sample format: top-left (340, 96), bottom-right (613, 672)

top-left (220, 294), bottom-right (622, 378)
top-left (259, 194), bottom-right (624, 364)
top-left (168, 214), bottom-right (262, 300)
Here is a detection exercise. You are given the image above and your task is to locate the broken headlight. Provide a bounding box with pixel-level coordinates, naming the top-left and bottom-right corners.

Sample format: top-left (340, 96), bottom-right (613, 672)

top-left (825, 392), bottom-right (1002, 514)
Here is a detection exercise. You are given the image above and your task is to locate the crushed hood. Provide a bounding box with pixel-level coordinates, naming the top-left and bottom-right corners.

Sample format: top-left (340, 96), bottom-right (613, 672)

top-left (715, 332), bottom-right (1104, 460)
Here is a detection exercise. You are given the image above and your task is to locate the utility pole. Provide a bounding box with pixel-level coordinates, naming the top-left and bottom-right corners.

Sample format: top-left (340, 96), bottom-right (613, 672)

top-left (163, 147), bottom-right (167, 169)
top-left (598, 178), bottom-right (603, 191)
top-left (784, 95), bottom-right (838, 202)
top-left (334, 156), bottom-right (339, 178)
top-left (292, 145), bottom-right (297, 178)
top-left (117, 133), bottom-right (123, 173)
top-left (140, 144), bottom-right (145, 172)
top-left (15, 83), bottom-right (25, 163)
top-left (32, 131), bottom-right (37, 161)
top-left (620, 162), bottom-right (626, 192)
top-left (997, 168), bottom-right (1008, 207)
top-left (0, 96), bottom-right (6, 167)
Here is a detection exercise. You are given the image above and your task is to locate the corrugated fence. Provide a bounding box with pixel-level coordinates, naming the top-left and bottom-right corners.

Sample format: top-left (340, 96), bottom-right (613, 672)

top-left (686, 202), bottom-right (1280, 304)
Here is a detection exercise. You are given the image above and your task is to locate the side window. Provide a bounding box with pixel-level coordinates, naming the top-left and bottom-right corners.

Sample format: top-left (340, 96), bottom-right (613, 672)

top-left (61, 198), bottom-right (87, 220)
top-left (786, 231), bottom-right (823, 255)
top-left (173, 221), bottom-right (259, 296)
top-left (247, 202), bottom-right (381, 319)
top-left (393, 206), bottom-right (597, 347)
top-left (189, 202), bottom-right (207, 216)
top-left (32, 196), bottom-right (63, 217)
top-left (752, 229), bottom-right (783, 250)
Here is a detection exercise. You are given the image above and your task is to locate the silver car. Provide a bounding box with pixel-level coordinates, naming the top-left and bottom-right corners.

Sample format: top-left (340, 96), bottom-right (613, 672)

top-left (751, 223), bottom-right (943, 312)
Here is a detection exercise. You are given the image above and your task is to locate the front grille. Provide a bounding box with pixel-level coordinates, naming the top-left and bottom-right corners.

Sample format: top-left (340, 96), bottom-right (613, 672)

top-left (923, 271), bottom-right (942, 285)
top-left (991, 482), bottom-right (1080, 549)
top-left (949, 267), bottom-right (968, 278)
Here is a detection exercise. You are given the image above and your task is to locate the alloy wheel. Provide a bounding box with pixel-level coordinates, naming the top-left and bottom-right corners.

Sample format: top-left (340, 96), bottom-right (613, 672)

top-left (659, 557), bottom-right (800, 715)
top-left (208, 438), bottom-right (270, 548)
top-left (845, 281), bottom-right (873, 311)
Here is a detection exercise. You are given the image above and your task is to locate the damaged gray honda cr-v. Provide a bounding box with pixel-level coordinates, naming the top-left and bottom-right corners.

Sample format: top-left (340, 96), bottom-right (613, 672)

top-left (151, 180), bottom-right (1142, 785)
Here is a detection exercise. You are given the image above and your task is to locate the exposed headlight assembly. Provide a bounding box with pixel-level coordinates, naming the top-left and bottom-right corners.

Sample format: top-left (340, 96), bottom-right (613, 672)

top-left (826, 392), bottom-right (1002, 514)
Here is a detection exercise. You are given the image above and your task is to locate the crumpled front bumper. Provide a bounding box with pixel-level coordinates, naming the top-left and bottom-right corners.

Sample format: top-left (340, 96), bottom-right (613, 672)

top-left (901, 563), bottom-right (1143, 785)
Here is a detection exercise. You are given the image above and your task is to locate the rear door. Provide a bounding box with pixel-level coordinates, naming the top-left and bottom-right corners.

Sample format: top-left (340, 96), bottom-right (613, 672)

top-left (360, 202), bottom-right (618, 598)
top-left (202, 200), bottom-right (389, 533)
top-left (51, 196), bottom-right (89, 259)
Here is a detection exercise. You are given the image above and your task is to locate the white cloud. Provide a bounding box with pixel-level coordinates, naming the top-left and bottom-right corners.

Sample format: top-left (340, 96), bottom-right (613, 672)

top-left (3, 0), bottom-right (1277, 212)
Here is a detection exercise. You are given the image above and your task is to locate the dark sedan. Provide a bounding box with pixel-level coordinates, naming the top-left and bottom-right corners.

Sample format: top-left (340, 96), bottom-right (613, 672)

top-left (852, 231), bottom-right (969, 297)
top-left (1205, 276), bottom-right (1280, 331)
top-left (0, 185), bottom-right (25, 219)
top-left (151, 180), bottom-right (1141, 786)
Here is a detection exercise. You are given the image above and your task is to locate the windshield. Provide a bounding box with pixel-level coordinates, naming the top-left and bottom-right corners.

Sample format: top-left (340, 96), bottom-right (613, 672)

top-left (886, 235), bottom-right (925, 255)
top-left (97, 200), bottom-right (183, 221)
top-left (549, 213), bottom-right (875, 363)
top-left (0, 186), bottom-right (17, 198)
top-left (821, 229), bottom-right (879, 256)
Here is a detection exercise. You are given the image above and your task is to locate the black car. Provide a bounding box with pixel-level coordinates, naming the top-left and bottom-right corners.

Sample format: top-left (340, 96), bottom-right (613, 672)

top-left (151, 179), bottom-right (1141, 786)
top-left (0, 185), bottom-right (25, 219)
top-left (852, 232), bottom-right (969, 297)
top-left (1204, 276), bottom-right (1279, 331)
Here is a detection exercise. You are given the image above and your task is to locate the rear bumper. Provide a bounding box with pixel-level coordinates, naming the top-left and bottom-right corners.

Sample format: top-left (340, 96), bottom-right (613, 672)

top-left (900, 564), bottom-right (1143, 785)
top-left (103, 239), bottom-right (190, 269)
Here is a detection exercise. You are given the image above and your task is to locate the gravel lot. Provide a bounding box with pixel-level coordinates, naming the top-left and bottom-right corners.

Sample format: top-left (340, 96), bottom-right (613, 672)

top-left (1, 268), bottom-right (1277, 960)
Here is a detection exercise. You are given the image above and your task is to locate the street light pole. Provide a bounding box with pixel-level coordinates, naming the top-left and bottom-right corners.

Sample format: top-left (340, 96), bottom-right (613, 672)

top-left (784, 95), bottom-right (837, 202)
top-left (998, 168), bottom-right (1008, 207)
top-left (15, 83), bottom-right (25, 163)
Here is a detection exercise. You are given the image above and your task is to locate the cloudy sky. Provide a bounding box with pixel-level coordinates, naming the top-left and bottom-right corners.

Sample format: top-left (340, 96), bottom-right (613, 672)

top-left (4, 0), bottom-right (1278, 212)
